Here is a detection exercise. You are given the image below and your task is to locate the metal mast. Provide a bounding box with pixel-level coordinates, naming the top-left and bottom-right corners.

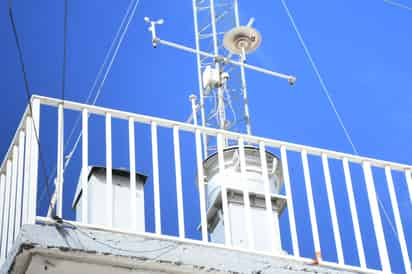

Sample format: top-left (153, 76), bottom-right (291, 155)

top-left (192, 0), bottom-right (252, 154)
top-left (145, 1), bottom-right (296, 155)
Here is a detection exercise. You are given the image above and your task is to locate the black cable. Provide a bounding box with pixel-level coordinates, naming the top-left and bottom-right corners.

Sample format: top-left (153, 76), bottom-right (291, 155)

top-left (8, 0), bottom-right (53, 202)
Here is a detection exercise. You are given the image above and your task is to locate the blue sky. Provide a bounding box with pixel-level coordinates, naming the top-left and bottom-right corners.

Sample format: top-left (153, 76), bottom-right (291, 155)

top-left (1, 0), bottom-right (412, 273)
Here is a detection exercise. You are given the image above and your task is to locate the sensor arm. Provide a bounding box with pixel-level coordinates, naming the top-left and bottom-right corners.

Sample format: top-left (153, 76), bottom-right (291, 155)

top-left (145, 18), bottom-right (296, 85)
top-left (154, 37), bottom-right (297, 85)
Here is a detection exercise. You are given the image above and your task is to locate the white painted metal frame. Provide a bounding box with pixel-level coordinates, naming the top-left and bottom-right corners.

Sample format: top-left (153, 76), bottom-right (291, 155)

top-left (151, 122), bottom-right (161, 234)
top-left (173, 126), bottom-right (185, 238)
top-left (362, 162), bottom-right (391, 273)
top-left (14, 131), bottom-right (25, 240)
top-left (280, 146), bottom-right (299, 257)
top-left (2, 95), bottom-right (412, 274)
top-left (301, 150), bottom-right (321, 261)
top-left (105, 113), bottom-right (113, 227)
top-left (406, 170), bottom-right (412, 203)
top-left (56, 104), bottom-right (64, 217)
top-left (385, 167), bottom-right (411, 274)
top-left (321, 154), bottom-right (344, 264)
top-left (195, 128), bottom-right (208, 242)
top-left (82, 109), bottom-right (89, 224)
top-left (8, 146), bottom-right (18, 247)
top-left (342, 158), bottom-right (366, 268)
top-left (1, 161), bottom-right (12, 258)
top-left (28, 99), bottom-right (40, 225)
top-left (0, 174), bottom-right (5, 266)
top-left (128, 118), bottom-right (137, 231)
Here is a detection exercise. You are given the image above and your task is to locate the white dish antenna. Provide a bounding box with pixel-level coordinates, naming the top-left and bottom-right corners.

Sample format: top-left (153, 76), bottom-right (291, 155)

top-left (223, 26), bottom-right (262, 55)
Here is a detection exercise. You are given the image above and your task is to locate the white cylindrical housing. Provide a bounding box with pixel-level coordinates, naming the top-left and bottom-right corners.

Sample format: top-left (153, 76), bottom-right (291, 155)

top-left (202, 146), bottom-right (286, 253)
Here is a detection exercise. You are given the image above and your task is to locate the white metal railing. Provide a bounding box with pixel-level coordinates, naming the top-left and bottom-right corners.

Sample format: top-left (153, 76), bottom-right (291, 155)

top-left (0, 95), bottom-right (411, 274)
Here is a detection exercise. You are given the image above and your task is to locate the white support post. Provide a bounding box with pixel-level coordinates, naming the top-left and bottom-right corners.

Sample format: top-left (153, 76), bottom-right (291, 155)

top-left (8, 146), bottom-right (18, 246)
top-left (151, 122), bottom-right (161, 234)
top-left (259, 141), bottom-right (277, 251)
top-left (238, 138), bottom-right (254, 250)
top-left (195, 129), bottom-right (208, 242)
top-left (128, 118), bottom-right (137, 231)
top-left (22, 119), bottom-right (33, 225)
top-left (28, 98), bottom-right (40, 225)
top-left (0, 174), bottom-right (5, 259)
top-left (385, 167), bottom-right (411, 274)
top-left (362, 162), bottom-right (391, 273)
top-left (173, 126), bottom-right (185, 238)
top-left (405, 170), bottom-right (412, 204)
top-left (301, 150), bottom-right (321, 262)
top-left (217, 134), bottom-right (232, 246)
top-left (14, 131), bottom-right (25, 240)
top-left (280, 146), bottom-right (299, 257)
top-left (56, 103), bottom-right (64, 218)
top-left (321, 154), bottom-right (344, 265)
top-left (342, 158), bottom-right (366, 268)
top-left (105, 113), bottom-right (113, 228)
top-left (82, 109), bottom-right (89, 224)
top-left (1, 161), bottom-right (12, 259)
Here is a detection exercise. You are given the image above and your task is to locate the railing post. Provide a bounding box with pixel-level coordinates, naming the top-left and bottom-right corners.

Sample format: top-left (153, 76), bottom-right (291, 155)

top-left (301, 150), bottom-right (321, 262)
top-left (22, 119), bottom-right (32, 225)
top-left (238, 138), bottom-right (254, 250)
top-left (217, 134), bottom-right (232, 246)
top-left (0, 173), bottom-right (6, 264)
top-left (280, 146), bottom-right (299, 257)
top-left (105, 113), bottom-right (113, 228)
top-left (14, 131), bottom-right (25, 240)
top-left (173, 126), bottom-right (185, 238)
top-left (342, 158), bottom-right (366, 268)
top-left (28, 98), bottom-right (40, 225)
top-left (259, 141), bottom-right (277, 251)
top-left (82, 109), bottom-right (89, 224)
top-left (321, 154), bottom-right (344, 265)
top-left (195, 129), bottom-right (208, 242)
top-left (128, 118), bottom-right (137, 231)
top-left (151, 122), bottom-right (161, 234)
top-left (56, 103), bottom-right (64, 217)
top-left (362, 162), bottom-right (391, 273)
top-left (405, 170), bottom-right (412, 204)
top-left (1, 161), bottom-right (12, 259)
top-left (8, 146), bottom-right (18, 245)
top-left (385, 167), bottom-right (411, 274)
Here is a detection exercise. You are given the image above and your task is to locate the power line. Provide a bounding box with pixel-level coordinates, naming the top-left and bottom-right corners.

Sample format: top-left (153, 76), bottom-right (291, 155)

top-left (384, 0), bottom-right (412, 11)
top-left (8, 0), bottom-right (52, 202)
top-left (62, 0), bottom-right (141, 170)
top-left (41, 0), bottom-right (140, 209)
top-left (279, 0), bottom-right (399, 238)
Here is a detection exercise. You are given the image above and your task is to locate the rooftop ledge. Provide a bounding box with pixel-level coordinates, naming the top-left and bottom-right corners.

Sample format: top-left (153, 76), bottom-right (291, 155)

top-left (1, 223), bottom-right (360, 274)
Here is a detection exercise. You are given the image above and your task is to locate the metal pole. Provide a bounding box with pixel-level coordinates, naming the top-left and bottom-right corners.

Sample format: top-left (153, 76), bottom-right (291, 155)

top-left (233, 0), bottom-right (252, 135)
top-left (192, 0), bottom-right (208, 156)
top-left (210, 0), bottom-right (226, 131)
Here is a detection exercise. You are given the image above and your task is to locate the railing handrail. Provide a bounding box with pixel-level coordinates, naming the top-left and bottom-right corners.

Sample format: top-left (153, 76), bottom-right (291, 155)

top-left (0, 105), bottom-right (30, 174)
top-left (1, 95), bottom-right (411, 273)
top-left (32, 94), bottom-right (412, 172)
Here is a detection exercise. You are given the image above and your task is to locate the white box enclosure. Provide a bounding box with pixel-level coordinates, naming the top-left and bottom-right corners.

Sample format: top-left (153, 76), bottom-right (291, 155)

top-left (203, 146), bottom-right (286, 253)
top-left (72, 166), bottom-right (147, 231)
